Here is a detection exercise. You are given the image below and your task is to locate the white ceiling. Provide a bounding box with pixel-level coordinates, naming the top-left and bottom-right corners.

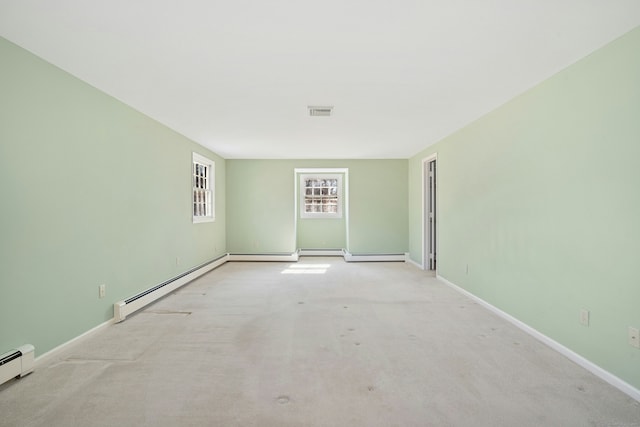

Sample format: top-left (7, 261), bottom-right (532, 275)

top-left (1, 1), bottom-right (639, 159)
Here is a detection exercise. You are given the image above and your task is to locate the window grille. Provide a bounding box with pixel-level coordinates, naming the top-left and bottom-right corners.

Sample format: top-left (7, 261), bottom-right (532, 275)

top-left (193, 153), bottom-right (214, 223)
top-left (300, 174), bottom-right (342, 218)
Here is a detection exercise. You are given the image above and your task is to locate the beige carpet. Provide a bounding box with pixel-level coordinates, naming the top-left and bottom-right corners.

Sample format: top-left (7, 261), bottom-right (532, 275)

top-left (1, 258), bottom-right (639, 426)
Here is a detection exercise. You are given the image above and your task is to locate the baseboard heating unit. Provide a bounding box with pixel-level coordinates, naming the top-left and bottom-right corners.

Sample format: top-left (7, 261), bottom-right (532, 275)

top-left (0, 345), bottom-right (35, 386)
top-left (343, 251), bottom-right (408, 262)
top-left (227, 252), bottom-right (299, 262)
top-left (114, 254), bottom-right (228, 322)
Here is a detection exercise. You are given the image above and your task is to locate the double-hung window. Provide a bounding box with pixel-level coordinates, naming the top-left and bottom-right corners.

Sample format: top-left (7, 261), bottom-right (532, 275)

top-left (192, 152), bottom-right (215, 223)
top-left (300, 174), bottom-right (343, 219)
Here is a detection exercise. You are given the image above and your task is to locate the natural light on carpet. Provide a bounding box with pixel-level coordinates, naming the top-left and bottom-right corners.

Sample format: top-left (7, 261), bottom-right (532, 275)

top-left (281, 264), bottom-right (331, 275)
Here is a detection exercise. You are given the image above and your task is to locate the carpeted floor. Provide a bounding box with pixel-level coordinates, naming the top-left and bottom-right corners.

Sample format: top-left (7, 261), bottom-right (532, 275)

top-left (1, 258), bottom-right (639, 426)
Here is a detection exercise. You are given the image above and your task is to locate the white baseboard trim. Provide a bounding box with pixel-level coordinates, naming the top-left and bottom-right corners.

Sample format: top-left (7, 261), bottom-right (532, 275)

top-left (437, 275), bottom-right (640, 403)
top-left (228, 253), bottom-right (299, 262)
top-left (298, 249), bottom-right (344, 256)
top-left (343, 251), bottom-right (406, 262)
top-left (35, 318), bottom-right (114, 367)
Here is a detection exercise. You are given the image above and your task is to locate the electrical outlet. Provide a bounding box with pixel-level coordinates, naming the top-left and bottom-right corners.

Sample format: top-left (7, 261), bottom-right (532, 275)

top-left (465, 264), bottom-right (469, 275)
top-left (176, 256), bottom-right (180, 265)
top-left (98, 284), bottom-right (106, 299)
top-left (629, 327), bottom-right (640, 349)
top-left (579, 309), bottom-right (590, 327)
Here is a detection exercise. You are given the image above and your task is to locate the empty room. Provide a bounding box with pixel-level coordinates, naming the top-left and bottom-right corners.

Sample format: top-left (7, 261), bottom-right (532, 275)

top-left (1, 1), bottom-right (640, 426)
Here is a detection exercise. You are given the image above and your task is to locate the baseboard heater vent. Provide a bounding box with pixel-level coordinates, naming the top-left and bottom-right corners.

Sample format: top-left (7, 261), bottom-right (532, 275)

top-left (298, 249), bottom-right (344, 256)
top-left (228, 252), bottom-right (299, 262)
top-left (114, 254), bottom-right (229, 323)
top-left (343, 251), bottom-right (408, 262)
top-left (0, 345), bottom-right (35, 386)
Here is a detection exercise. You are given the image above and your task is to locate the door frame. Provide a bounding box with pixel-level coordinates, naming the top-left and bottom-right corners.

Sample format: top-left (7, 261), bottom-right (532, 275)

top-left (422, 154), bottom-right (437, 271)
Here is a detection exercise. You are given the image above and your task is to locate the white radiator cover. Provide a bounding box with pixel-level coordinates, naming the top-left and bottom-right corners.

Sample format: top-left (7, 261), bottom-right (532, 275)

top-left (0, 344), bottom-right (35, 386)
top-left (114, 255), bottom-right (229, 322)
top-left (343, 251), bottom-right (408, 262)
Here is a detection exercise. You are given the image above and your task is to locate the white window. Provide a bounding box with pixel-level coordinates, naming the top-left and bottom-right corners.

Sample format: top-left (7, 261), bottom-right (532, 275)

top-left (300, 174), bottom-right (342, 219)
top-left (192, 152), bottom-right (215, 223)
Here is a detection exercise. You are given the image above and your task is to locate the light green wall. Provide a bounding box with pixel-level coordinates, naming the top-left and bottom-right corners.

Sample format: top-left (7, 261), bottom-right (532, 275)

top-left (348, 160), bottom-right (408, 254)
top-left (227, 159), bottom-right (408, 254)
top-left (297, 218), bottom-right (346, 249)
top-left (0, 37), bottom-right (226, 357)
top-left (409, 27), bottom-right (640, 389)
top-left (225, 160), bottom-right (296, 253)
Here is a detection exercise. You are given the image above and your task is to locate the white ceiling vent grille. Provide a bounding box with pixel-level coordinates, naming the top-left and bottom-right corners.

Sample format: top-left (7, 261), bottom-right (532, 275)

top-left (308, 106), bottom-right (333, 117)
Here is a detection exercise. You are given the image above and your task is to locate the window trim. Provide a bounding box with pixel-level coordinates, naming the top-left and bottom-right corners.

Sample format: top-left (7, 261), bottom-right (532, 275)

top-left (192, 152), bottom-right (215, 224)
top-left (299, 173), bottom-right (343, 219)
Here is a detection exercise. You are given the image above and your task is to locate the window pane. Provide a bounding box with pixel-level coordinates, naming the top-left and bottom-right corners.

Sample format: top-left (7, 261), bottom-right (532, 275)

top-left (300, 173), bottom-right (341, 218)
top-left (192, 154), bottom-right (215, 221)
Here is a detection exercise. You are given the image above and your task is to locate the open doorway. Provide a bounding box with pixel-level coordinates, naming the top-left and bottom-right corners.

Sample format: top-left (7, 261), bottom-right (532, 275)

top-left (423, 155), bottom-right (437, 270)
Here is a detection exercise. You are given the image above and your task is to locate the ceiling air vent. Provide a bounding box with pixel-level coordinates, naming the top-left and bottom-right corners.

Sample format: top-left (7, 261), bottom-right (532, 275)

top-left (308, 106), bottom-right (333, 117)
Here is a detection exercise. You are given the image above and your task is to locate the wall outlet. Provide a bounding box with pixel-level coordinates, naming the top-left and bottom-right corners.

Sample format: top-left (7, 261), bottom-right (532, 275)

top-left (579, 309), bottom-right (590, 327)
top-left (465, 264), bottom-right (469, 275)
top-left (176, 256), bottom-right (180, 265)
top-left (98, 284), bottom-right (106, 299)
top-left (629, 327), bottom-right (640, 348)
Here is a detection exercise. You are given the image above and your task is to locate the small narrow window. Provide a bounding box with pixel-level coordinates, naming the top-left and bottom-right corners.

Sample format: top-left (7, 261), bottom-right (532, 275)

top-left (300, 174), bottom-right (342, 219)
top-left (192, 153), bottom-right (215, 223)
